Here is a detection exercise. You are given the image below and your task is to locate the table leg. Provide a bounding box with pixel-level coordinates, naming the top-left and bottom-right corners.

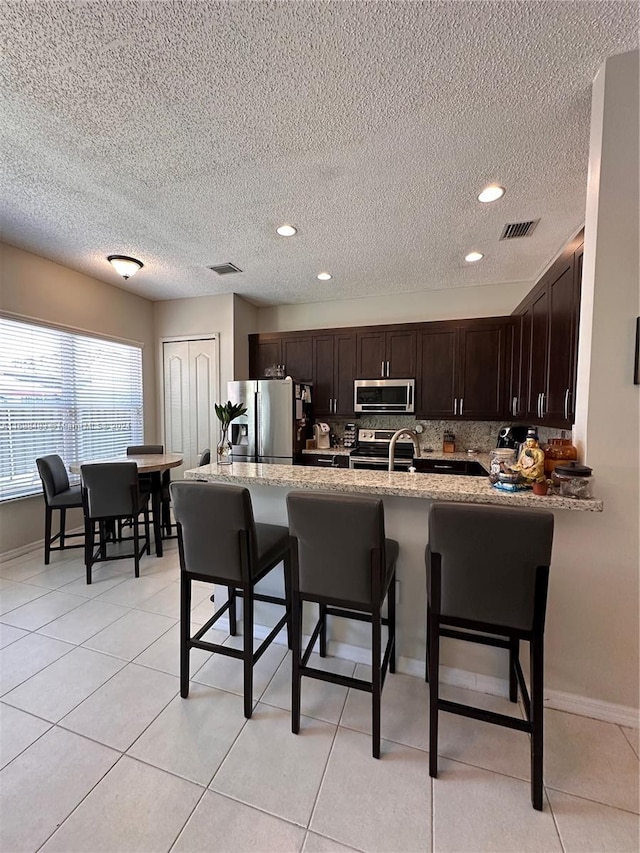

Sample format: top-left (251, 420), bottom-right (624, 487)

top-left (150, 471), bottom-right (163, 558)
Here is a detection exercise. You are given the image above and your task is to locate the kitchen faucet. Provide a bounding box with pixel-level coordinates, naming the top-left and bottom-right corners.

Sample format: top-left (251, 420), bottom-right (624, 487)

top-left (388, 428), bottom-right (421, 471)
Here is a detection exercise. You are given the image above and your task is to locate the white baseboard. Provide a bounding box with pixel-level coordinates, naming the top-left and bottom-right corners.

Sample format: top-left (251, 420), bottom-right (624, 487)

top-left (248, 622), bottom-right (639, 729)
top-left (0, 540), bottom-right (43, 562)
top-left (0, 527), bottom-right (85, 563)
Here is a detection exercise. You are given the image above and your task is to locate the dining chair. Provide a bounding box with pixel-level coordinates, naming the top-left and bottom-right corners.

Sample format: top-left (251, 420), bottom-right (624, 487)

top-left (287, 491), bottom-right (398, 758)
top-left (35, 455), bottom-right (85, 564)
top-left (81, 462), bottom-right (151, 583)
top-left (426, 502), bottom-right (554, 810)
top-left (170, 480), bottom-right (291, 718)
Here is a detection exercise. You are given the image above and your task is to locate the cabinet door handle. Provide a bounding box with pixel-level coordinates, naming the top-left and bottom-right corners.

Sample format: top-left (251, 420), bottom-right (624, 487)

top-left (381, 361), bottom-right (385, 377)
top-left (459, 398), bottom-right (464, 416)
top-left (564, 389), bottom-right (570, 420)
top-left (387, 361), bottom-right (390, 377)
top-left (541, 392), bottom-right (546, 417)
top-left (454, 398), bottom-right (458, 415)
top-left (333, 398), bottom-right (337, 413)
top-left (512, 396), bottom-right (518, 417)
top-left (537, 393), bottom-right (541, 418)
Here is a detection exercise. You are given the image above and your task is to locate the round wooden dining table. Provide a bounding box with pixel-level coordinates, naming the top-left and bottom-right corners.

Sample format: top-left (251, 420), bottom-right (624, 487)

top-left (69, 453), bottom-right (183, 557)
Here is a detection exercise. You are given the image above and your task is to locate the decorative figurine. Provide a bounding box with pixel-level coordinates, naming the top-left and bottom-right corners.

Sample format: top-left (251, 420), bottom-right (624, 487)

top-left (510, 429), bottom-right (546, 486)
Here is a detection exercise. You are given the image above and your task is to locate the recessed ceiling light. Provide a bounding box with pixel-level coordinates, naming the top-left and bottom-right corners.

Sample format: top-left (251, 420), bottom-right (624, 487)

top-left (478, 185), bottom-right (506, 203)
top-left (465, 251), bottom-right (484, 263)
top-left (317, 272), bottom-right (332, 281)
top-left (107, 255), bottom-right (144, 279)
top-left (276, 224), bottom-right (297, 237)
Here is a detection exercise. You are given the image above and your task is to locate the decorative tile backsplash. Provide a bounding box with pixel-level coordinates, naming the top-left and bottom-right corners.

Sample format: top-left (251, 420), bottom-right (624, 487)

top-left (322, 416), bottom-right (568, 453)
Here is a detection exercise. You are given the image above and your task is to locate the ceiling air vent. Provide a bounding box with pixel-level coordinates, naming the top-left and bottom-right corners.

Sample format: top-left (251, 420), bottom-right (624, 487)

top-left (208, 262), bottom-right (243, 275)
top-left (499, 220), bottom-right (539, 240)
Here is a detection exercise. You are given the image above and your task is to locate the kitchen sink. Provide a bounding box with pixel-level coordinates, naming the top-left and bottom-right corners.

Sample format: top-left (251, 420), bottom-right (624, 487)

top-left (412, 458), bottom-right (488, 477)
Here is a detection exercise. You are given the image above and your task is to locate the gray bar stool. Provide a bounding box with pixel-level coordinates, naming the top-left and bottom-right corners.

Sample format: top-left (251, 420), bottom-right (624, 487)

top-left (170, 481), bottom-right (291, 719)
top-left (36, 455), bottom-right (84, 564)
top-left (287, 491), bottom-right (398, 758)
top-left (81, 462), bottom-right (151, 583)
top-left (426, 502), bottom-right (554, 810)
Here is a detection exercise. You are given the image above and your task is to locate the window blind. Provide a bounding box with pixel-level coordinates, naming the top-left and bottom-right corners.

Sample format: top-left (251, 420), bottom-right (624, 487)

top-left (0, 317), bottom-right (143, 501)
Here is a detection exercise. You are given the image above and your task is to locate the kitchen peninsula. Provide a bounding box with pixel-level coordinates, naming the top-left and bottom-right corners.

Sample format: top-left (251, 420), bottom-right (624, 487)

top-left (183, 461), bottom-right (603, 691)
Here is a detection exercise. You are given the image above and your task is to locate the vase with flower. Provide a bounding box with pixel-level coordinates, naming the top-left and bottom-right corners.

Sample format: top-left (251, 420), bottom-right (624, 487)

top-left (214, 401), bottom-right (247, 465)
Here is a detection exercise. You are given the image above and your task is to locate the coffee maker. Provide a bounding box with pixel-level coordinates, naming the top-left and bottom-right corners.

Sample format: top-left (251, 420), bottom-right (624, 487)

top-left (497, 425), bottom-right (533, 451)
top-left (313, 422), bottom-right (331, 450)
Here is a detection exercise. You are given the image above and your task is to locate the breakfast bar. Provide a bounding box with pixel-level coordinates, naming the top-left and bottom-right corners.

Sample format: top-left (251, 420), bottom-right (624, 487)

top-left (184, 461), bottom-right (603, 688)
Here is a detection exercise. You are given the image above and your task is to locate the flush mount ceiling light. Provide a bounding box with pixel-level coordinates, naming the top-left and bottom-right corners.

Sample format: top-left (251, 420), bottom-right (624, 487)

top-left (478, 184), bottom-right (506, 203)
top-left (107, 255), bottom-right (144, 279)
top-left (465, 251), bottom-right (484, 263)
top-left (276, 224), bottom-right (297, 237)
top-left (317, 272), bottom-right (332, 281)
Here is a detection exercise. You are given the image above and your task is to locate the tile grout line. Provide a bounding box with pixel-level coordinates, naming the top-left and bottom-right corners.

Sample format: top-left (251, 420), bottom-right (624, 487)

top-left (545, 786), bottom-right (568, 853)
top-left (304, 660), bottom-right (360, 842)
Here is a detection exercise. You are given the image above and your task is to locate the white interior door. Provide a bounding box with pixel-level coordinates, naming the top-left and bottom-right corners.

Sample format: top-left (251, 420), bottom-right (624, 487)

top-left (163, 338), bottom-right (218, 477)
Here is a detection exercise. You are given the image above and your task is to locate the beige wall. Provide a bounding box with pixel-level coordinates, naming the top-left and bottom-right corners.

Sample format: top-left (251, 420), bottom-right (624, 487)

top-left (0, 243), bottom-right (156, 553)
top-left (257, 280), bottom-right (533, 333)
top-left (565, 50), bottom-right (639, 708)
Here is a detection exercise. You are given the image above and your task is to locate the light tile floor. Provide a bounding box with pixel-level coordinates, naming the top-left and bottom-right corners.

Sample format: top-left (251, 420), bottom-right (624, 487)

top-left (0, 543), bottom-right (638, 853)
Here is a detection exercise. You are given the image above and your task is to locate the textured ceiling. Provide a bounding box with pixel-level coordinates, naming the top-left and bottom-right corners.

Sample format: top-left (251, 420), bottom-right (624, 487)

top-left (0, 1), bottom-right (637, 305)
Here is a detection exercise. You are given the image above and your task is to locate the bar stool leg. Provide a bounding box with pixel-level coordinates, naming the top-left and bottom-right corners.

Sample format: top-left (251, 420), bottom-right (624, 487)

top-left (509, 637), bottom-right (519, 702)
top-left (85, 518), bottom-right (94, 585)
top-left (425, 604), bottom-right (431, 683)
top-left (59, 508), bottom-right (67, 550)
top-left (319, 603), bottom-right (327, 657)
top-left (133, 513), bottom-right (140, 578)
top-left (243, 588), bottom-right (254, 719)
top-left (283, 555), bottom-right (292, 650)
top-left (531, 632), bottom-right (544, 810)
top-left (228, 587), bottom-right (237, 635)
top-left (428, 614), bottom-right (440, 778)
top-left (372, 608), bottom-right (382, 759)
top-left (180, 574), bottom-right (191, 698)
top-left (388, 574), bottom-right (396, 674)
top-left (44, 505), bottom-right (53, 565)
top-left (291, 597), bottom-right (302, 734)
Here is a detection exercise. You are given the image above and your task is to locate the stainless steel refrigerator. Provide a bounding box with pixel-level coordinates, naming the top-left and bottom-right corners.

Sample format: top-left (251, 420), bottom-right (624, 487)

top-left (227, 379), bottom-right (312, 465)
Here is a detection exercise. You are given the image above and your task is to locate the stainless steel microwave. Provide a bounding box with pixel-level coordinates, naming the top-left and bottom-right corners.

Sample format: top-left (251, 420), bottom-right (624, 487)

top-left (354, 378), bottom-right (415, 414)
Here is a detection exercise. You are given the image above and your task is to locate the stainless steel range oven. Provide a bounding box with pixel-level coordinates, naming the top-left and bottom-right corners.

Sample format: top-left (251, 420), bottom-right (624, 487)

top-left (349, 428), bottom-right (415, 471)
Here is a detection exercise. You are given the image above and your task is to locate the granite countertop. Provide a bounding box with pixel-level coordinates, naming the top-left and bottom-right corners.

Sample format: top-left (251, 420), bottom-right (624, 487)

top-left (185, 461), bottom-right (603, 512)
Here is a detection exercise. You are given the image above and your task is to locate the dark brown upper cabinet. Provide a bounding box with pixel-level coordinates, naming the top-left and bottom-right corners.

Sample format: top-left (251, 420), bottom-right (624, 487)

top-left (416, 319), bottom-right (510, 420)
top-left (249, 336), bottom-right (282, 380)
top-left (281, 336), bottom-right (313, 384)
top-left (356, 329), bottom-right (416, 378)
top-left (512, 232), bottom-right (583, 427)
top-left (313, 332), bottom-right (357, 416)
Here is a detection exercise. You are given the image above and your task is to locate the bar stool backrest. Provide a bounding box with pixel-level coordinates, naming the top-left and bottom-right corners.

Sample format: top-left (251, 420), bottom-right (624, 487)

top-left (198, 449), bottom-right (211, 466)
top-left (127, 445), bottom-right (163, 455)
top-left (81, 462), bottom-right (139, 519)
top-left (170, 481), bottom-right (257, 583)
top-left (428, 503), bottom-right (554, 631)
top-left (287, 491), bottom-right (386, 606)
top-left (36, 455), bottom-right (71, 503)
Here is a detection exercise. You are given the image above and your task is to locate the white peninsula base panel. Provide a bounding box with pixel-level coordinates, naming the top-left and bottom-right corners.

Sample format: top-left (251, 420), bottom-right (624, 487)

top-left (183, 462), bottom-right (604, 703)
